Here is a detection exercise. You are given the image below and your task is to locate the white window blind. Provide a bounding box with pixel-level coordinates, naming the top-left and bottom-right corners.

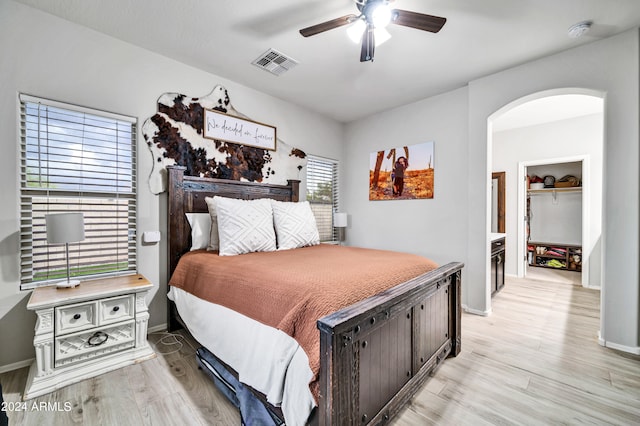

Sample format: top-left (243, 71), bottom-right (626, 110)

top-left (19, 95), bottom-right (137, 289)
top-left (306, 155), bottom-right (339, 242)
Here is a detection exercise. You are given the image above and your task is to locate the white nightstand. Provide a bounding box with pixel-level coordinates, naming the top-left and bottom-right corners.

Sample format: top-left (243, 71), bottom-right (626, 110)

top-left (23, 274), bottom-right (156, 400)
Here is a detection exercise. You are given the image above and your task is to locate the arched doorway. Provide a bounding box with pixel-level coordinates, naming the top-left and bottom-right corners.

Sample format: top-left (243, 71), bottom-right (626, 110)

top-left (487, 88), bottom-right (604, 296)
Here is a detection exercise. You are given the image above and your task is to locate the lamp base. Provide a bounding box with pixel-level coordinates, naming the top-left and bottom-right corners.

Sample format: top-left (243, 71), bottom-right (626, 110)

top-left (56, 279), bottom-right (81, 289)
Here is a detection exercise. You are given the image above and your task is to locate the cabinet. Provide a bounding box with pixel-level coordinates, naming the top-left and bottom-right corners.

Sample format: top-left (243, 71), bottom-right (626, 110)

top-left (24, 274), bottom-right (156, 399)
top-left (491, 236), bottom-right (505, 296)
top-left (528, 242), bottom-right (582, 271)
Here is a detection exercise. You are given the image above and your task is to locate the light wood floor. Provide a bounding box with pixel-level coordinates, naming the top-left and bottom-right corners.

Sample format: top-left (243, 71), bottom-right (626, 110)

top-left (392, 273), bottom-right (640, 425)
top-left (2, 274), bottom-right (639, 425)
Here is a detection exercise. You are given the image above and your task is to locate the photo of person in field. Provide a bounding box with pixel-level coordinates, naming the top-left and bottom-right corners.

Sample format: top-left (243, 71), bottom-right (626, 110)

top-left (392, 156), bottom-right (409, 196)
top-left (369, 142), bottom-right (434, 200)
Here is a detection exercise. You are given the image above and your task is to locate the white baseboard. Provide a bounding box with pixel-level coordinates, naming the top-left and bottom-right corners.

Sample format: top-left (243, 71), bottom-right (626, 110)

top-left (0, 358), bottom-right (34, 374)
top-left (462, 304), bottom-right (491, 316)
top-left (598, 332), bottom-right (640, 355)
top-left (147, 323), bottom-right (168, 334)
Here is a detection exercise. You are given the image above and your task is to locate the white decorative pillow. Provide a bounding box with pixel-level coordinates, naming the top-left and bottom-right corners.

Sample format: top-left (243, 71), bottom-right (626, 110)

top-left (271, 200), bottom-right (320, 250)
top-left (185, 213), bottom-right (211, 251)
top-left (204, 197), bottom-right (220, 251)
top-left (214, 196), bottom-right (277, 256)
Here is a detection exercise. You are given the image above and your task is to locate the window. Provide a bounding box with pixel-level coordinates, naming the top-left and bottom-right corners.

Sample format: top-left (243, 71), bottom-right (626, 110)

top-left (19, 95), bottom-right (137, 289)
top-left (306, 155), bottom-right (339, 242)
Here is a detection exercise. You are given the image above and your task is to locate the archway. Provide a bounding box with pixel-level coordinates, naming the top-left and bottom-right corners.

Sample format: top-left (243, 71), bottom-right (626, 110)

top-left (486, 88), bottom-right (604, 307)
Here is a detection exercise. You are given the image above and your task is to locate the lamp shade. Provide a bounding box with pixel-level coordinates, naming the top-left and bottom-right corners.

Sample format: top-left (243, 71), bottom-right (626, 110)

top-left (46, 212), bottom-right (85, 244)
top-left (333, 212), bottom-right (348, 228)
top-left (347, 20), bottom-right (391, 46)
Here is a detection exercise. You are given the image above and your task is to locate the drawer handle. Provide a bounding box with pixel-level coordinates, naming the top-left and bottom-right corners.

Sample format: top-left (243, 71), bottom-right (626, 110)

top-left (73, 314), bottom-right (81, 320)
top-left (112, 306), bottom-right (120, 312)
top-left (87, 331), bottom-right (109, 347)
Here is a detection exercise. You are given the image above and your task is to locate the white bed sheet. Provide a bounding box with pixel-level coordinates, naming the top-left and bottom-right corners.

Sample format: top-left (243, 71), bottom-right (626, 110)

top-left (168, 286), bottom-right (316, 426)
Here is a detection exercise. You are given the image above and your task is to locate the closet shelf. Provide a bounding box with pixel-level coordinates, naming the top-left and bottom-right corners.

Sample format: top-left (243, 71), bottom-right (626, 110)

top-left (527, 186), bottom-right (582, 195)
top-left (527, 242), bottom-right (582, 272)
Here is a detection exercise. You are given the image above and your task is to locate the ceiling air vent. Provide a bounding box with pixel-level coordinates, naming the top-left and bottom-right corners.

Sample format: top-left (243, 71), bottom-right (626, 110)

top-left (252, 48), bottom-right (298, 76)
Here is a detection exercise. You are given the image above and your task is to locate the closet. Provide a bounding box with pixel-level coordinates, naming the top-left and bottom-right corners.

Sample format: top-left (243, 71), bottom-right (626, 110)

top-left (526, 161), bottom-right (582, 272)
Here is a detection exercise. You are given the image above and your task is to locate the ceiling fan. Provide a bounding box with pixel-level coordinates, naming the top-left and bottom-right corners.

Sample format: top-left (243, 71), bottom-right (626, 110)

top-left (299, 0), bottom-right (446, 62)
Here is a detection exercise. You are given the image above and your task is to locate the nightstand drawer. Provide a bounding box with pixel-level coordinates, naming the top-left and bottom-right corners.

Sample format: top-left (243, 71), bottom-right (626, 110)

top-left (55, 320), bottom-right (136, 367)
top-left (56, 302), bottom-right (98, 335)
top-left (99, 294), bottom-right (135, 325)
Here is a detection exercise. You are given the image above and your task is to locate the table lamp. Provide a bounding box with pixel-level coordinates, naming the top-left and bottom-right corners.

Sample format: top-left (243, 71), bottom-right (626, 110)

top-left (45, 212), bottom-right (85, 288)
top-left (333, 212), bottom-right (348, 244)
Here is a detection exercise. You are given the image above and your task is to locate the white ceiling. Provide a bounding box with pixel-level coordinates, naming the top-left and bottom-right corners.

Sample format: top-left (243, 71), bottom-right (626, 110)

top-left (14, 0), bottom-right (640, 123)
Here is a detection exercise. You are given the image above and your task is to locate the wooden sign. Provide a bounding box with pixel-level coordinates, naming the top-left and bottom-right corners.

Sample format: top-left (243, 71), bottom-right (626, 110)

top-left (204, 109), bottom-right (276, 151)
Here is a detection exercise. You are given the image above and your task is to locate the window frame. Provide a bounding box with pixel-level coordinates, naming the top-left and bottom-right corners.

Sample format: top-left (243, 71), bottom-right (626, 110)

top-left (18, 94), bottom-right (138, 290)
top-left (306, 154), bottom-right (340, 243)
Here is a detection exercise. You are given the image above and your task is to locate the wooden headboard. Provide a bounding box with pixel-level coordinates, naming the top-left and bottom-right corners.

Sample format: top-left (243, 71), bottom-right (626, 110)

top-left (166, 165), bottom-right (300, 278)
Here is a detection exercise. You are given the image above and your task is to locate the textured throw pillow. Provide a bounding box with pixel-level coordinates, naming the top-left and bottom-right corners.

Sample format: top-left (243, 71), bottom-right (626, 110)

top-left (214, 196), bottom-right (277, 256)
top-left (204, 197), bottom-right (220, 251)
top-left (271, 200), bottom-right (320, 250)
top-left (185, 213), bottom-right (211, 251)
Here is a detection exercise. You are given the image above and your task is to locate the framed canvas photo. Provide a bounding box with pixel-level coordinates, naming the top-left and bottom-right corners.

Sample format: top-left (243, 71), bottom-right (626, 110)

top-left (204, 109), bottom-right (276, 151)
top-left (369, 141), bottom-right (434, 200)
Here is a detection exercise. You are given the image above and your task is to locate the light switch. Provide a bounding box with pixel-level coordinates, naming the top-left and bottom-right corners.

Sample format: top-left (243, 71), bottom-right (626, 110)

top-left (142, 231), bottom-right (161, 243)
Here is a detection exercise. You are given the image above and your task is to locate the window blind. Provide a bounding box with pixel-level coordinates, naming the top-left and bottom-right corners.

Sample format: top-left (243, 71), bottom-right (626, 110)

top-left (19, 95), bottom-right (137, 289)
top-left (306, 155), bottom-right (339, 242)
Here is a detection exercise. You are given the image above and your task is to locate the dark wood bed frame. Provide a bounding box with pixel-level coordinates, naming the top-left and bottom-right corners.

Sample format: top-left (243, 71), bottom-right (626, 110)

top-left (166, 165), bottom-right (464, 426)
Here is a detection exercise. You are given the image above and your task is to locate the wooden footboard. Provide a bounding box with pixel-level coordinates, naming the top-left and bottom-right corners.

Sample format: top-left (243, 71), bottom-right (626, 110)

top-left (317, 262), bottom-right (463, 426)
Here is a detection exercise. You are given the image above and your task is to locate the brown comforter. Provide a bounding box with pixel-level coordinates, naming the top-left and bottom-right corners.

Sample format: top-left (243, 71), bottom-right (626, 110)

top-left (169, 244), bottom-right (438, 396)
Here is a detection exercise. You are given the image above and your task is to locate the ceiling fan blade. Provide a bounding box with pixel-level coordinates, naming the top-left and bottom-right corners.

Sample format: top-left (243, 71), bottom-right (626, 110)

top-left (360, 24), bottom-right (375, 62)
top-left (299, 14), bottom-right (358, 37)
top-left (391, 9), bottom-right (446, 33)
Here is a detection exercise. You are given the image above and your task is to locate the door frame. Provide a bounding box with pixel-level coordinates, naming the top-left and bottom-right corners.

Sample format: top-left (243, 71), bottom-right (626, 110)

top-left (492, 171), bottom-right (506, 233)
top-left (517, 155), bottom-right (590, 287)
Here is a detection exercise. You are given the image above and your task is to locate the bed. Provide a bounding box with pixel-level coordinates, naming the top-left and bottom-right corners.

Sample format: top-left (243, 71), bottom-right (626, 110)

top-left (165, 165), bottom-right (463, 426)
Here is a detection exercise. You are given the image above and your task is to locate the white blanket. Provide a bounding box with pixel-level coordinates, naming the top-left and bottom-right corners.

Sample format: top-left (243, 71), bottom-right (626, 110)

top-left (168, 287), bottom-right (316, 425)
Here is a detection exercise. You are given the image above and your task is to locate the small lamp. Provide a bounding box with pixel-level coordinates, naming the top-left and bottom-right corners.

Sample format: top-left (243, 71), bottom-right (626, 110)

top-left (333, 212), bottom-right (348, 244)
top-left (45, 212), bottom-right (85, 288)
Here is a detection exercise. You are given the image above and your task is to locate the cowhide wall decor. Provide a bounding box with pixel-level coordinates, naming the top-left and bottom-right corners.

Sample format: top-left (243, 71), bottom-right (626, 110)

top-left (142, 85), bottom-right (307, 194)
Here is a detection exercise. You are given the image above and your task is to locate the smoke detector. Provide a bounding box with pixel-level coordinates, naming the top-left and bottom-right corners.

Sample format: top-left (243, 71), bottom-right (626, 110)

top-left (568, 21), bottom-right (592, 38)
top-left (252, 48), bottom-right (298, 76)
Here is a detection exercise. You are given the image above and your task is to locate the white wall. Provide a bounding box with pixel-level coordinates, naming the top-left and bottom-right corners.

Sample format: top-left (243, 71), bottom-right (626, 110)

top-left (492, 114), bottom-right (603, 288)
top-left (529, 192), bottom-right (582, 244)
top-left (0, 1), bottom-right (344, 368)
top-left (347, 29), bottom-right (638, 350)
top-left (527, 161), bottom-right (584, 246)
top-left (343, 87), bottom-right (470, 299)
top-left (469, 30), bottom-right (639, 351)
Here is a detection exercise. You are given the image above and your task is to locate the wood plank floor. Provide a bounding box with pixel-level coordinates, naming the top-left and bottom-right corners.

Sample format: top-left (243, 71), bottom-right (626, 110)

top-left (392, 272), bottom-right (640, 425)
top-left (2, 273), bottom-right (639, 425)
top-left (1, 330), bottom-right (241, 426)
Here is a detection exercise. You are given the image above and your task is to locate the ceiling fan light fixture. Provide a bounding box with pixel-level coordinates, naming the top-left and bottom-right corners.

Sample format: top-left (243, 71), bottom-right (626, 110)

top-left (370, 3), bottom-right (392, 28)
top-left (300, 0), bottom-right (446, 62)
top-left (347, 19), bottom-right (366, 43)
top-left (374, 27), bottom-right (391, 46)
top-left (347, 19), bottom-right (391, 46)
